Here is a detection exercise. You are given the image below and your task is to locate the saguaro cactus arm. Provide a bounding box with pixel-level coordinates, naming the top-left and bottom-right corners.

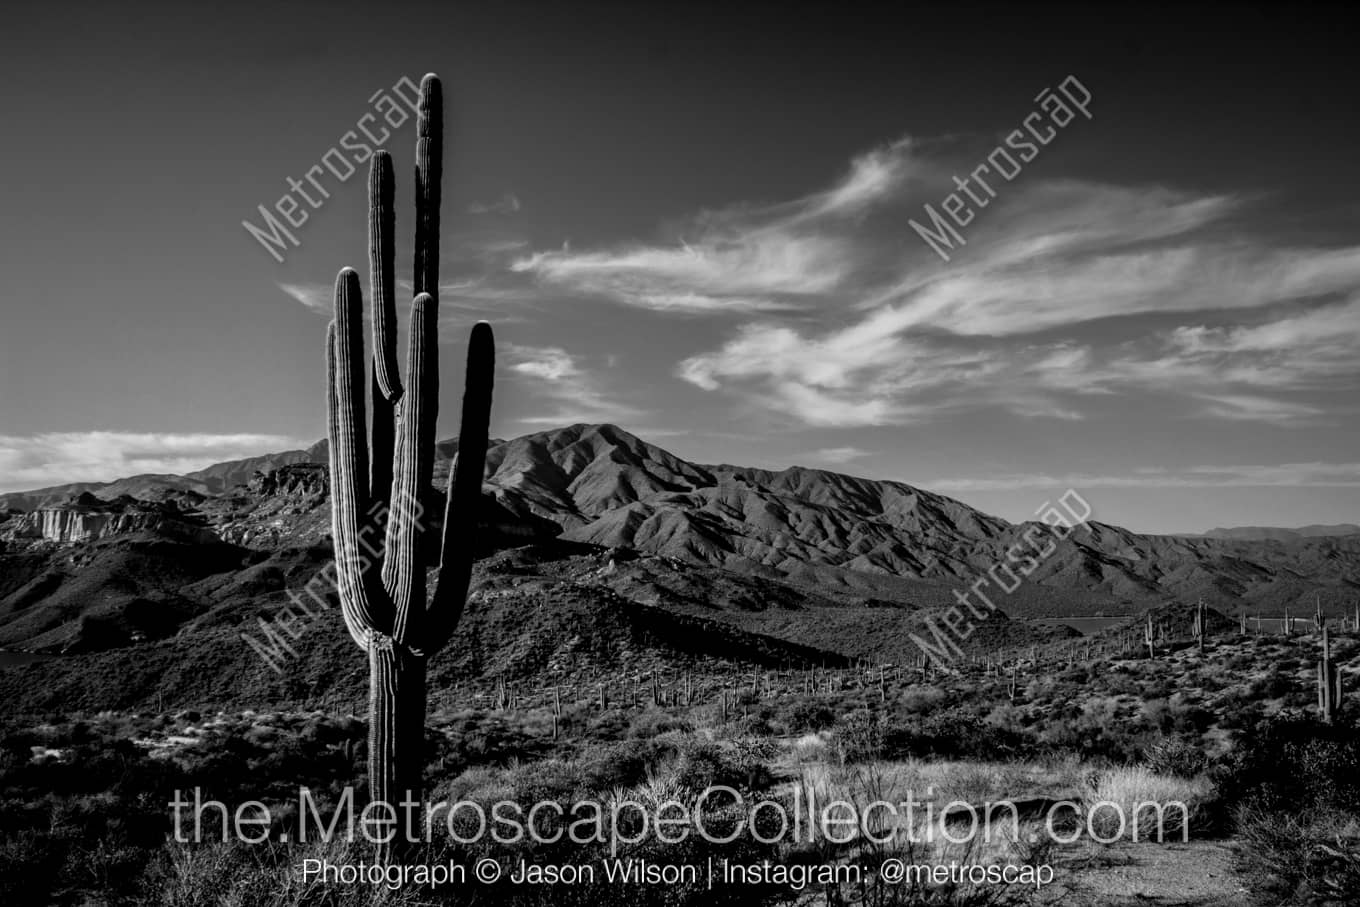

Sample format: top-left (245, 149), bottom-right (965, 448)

top-left (369, 151), bottom-right (401, 518)
top-left (328, 269), bottom-right (391, 645)
top-left (388, 293), bottom-right (439, 647)
top-left (369, 151), bottom-right (401, 401)
top-left (413, 74), bottom-right (442, 296)
top-left (427, 320), bottom-right (495, 652)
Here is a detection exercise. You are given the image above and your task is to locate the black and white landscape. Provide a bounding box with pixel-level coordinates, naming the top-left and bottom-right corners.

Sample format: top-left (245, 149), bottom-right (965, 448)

top-left (2, 3), bottom-right (1358, 906)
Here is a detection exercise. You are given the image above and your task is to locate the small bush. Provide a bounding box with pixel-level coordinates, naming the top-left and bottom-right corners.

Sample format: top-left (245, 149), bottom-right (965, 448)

top-left (1142, 735), bottom-right (1209, 779)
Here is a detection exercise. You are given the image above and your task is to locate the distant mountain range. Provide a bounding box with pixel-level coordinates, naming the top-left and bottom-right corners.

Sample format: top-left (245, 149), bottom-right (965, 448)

top-left (6, 429), bottom-right (1350, 547)
top-left (3, 423), bottom-right (1358, 650)
top-left (0, 441), bottom-right (330, 512)
top-left (1199, 524), bottom-right (1360, 541)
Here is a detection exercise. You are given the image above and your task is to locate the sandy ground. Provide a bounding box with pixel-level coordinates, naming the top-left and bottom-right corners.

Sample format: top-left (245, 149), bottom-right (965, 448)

top-left (1037, 839), bottom-right (1249, 906)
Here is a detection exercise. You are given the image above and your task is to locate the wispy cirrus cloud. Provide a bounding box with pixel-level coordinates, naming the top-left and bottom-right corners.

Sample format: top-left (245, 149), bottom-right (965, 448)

top-left (678, 294), bottom-right (1360, 427)
top-left (278, 275), bottom-right (532, 324)
top-left (1191, 394), bottom-right (1326, 424)
top-left (504, 344), bottom-right (643, 426)
top-left (278, 281), bottom-right (331, 314)
top-left (467, 193), bottom-right (521, 215)
top-left (0, 432), bottom-right (307, 493)
top-left (808, 446), bottom-right (872, 465)
top-left (509, 138), bottom-right (933, 314)
top-left (620, 135), bottom-right (1360, 427)
top-left (929, 461), bottom-right (1360, 492)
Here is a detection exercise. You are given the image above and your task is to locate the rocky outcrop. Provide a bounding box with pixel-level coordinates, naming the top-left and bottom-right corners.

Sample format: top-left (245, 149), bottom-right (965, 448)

top-left (247, 463), bottom-right (328, 499)
top-left (3, 493), bottom-right (219, 545)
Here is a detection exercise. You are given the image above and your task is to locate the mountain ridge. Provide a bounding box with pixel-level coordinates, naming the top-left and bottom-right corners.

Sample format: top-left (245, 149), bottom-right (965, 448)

top-left (3, 423), bottom-right (1358, 621)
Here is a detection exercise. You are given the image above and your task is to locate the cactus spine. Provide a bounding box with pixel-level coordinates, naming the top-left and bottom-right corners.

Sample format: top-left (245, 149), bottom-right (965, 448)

top-left (327, 74), bottom-right (494, 862)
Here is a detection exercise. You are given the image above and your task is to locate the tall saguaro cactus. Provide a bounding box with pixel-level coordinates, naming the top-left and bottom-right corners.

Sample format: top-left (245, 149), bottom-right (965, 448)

top-left (326, 73), bottom-right (494, 860)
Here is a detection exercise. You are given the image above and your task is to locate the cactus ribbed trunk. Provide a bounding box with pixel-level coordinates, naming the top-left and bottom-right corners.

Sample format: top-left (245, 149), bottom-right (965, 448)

top-left (365, 642), bottom-right (426, 858)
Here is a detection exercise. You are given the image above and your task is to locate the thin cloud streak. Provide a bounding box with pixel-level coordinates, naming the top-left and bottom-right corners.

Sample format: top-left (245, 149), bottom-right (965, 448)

top-left (928, 462), bottom-right (1360, 492)
top-left (467, 193), bottom-right (521, 215)
top-left (504, 344), bottom-right (644, 426)
top-left (509, 137), bottom-right (934, 314)
top-left (0, 432), bottom-right (308, 492)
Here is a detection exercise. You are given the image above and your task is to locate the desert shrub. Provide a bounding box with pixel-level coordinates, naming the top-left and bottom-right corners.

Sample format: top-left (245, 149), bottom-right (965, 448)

top-left (1101, 671), bottom-right (1142, 697)
top-left (1235, 808), bottom-right (1360, 906)
top-left (982, 703), bottom-right (1024, 735)
top-left (1188, 669), bottom-right (1224, 694)
top-left (0, 830), bottom-right (62, 906)
top-left (886, 709), bottom-right (1034, 762)
top-left (1081, 766), bottom-right (1211, 841)
top-left (835, 708), bottom-right (886, 762)
top-left (896, 685), bottom-right (949, 715)
top-left (1141, 695), bottom-right (1213, 737)
top-left (1142, 735), bottom-right (1209, 779)
top-left (585, 709), bottom-right (632, 742)
top-left (626, 708), bottom-right (692, 739)
top-left (781, 698), bottom-right (837, 732)
top-left (574, 741), bottom-right (658, 791)
top-left (434, 712), bottom-right (551, 771)
top-left (1023, 676), bottom-right (1058, 701)
top-left (789, 732), bottom-right (832, 763)
top-left (1248, 666), bottom-right (1301, 701)
top-left (1140, 678), bottom-right (1176, 700)
top-left (1214, 712), bottom-right (1360, 903)
top-left (1215, 688), bottom-right (1266, 731)
top-left (671, 740), bottom-right (758, 794)
top-left (1039, 698), bottom-right (1148, 762)
top-left (149, 839), bottom-right (426, 907)
top-left (1214, 713), bottom-right (1360, 816)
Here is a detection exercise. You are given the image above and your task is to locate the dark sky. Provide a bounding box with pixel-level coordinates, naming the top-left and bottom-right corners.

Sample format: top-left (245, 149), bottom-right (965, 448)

top-left (2, 0), bottom-right (1358, 533)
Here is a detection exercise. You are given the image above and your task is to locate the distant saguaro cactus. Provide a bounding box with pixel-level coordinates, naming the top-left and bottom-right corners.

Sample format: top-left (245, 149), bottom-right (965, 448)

top-left (1318, 627), bottom-right (1342, 724)
top-left (326, 74), bottom-right (494, 862)
top-left (1192, 598), bottom-right (1206, 654)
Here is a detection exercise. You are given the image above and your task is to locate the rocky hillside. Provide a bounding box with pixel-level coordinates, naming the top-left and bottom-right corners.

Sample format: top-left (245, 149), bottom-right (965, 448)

top-left (0, 540), bottom-right (1079, 714)
top-left (479, 425), bottom-right (1360, 616)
